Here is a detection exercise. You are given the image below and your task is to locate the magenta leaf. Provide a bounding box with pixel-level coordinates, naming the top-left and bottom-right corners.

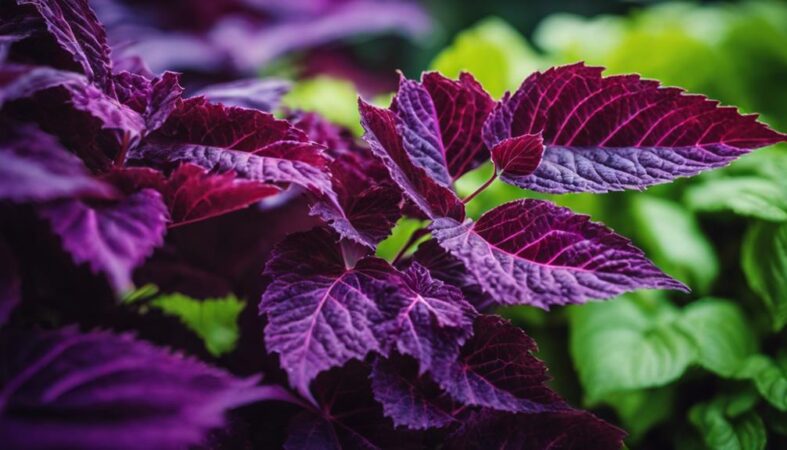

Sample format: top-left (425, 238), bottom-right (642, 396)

top-left (37, 189), bottom-right (169, 292)
top-left (483, 63), bottom-right (787, 193)
top-left (359, 98), bottom-right (464, 221)
top-left (0, 123), bottom-right (116, 202)
top-left (0, 327), bottom-right (277, 450)
top-left (491, 133), bottom-right (544, 183)
top-left (432, 199), bottom-right (687, 309)
top-left (446, 409), bottom-right (625, 450)
top-left (370, 354), bottom-right (458, 430)
top-left (0, 237), bottom-right (20, 326)
top-left (143, 71), bottom-right (183, 134)
top-left (0, 64), bottom-right (83, 107)
top-left (429, 315), bottom-right (566, 413)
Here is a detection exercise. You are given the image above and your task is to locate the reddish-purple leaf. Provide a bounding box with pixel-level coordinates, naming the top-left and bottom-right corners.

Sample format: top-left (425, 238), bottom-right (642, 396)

top-left (0, 327), bottom-right (280, 450)
top-left (143, 71), bottom-right (183, 134)
top-left (0, 64), bottom-right (83, 107)
top-left (491, 133), bottom-right (544, 182)
top-left (429, 315), bottom-right (566, 413)
top-left (105, 164), bottom-right (281, 227)
top-left (0, 123), bottom-right (116, 202)
top-left (483, 63), bottom-right (787, 193)
top-left (446, 409), bottom-right (625, 450)
top-left (0, 237), bottom-right (20, 326)
top-left (359, 98), bottom-right (464, 221)
top-left (370, 354), bottom-right (458, 430)
top-left (37, 189), bottom-right (169, 292)
top-left (196, 78), bottom-right (291, 112)
top-left (18, 0), bottom-right (116, 95)
top-left (432, 199), bottom-right (687, 309)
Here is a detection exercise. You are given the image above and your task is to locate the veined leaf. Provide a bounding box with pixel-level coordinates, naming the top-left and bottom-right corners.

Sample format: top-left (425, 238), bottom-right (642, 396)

top-left (685, 176), bottom-right (787, 222)
top-left (689, 392), bottom-right (767, 450)
top-left (741, 221), bottom-right (787, 331)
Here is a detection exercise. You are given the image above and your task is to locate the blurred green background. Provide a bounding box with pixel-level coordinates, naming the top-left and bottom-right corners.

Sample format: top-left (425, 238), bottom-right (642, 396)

top-left (281, 2), bottom-right (787, 449)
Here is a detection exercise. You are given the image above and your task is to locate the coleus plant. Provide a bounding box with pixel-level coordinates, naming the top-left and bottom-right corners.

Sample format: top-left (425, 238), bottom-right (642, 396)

top-left (1, 1), bottom-right (786, 449)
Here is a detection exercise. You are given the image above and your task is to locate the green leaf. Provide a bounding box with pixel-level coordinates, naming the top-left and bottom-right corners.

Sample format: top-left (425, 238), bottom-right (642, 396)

top-left (569, 294), bottom-right (697, 401)
top-left (736, 354), bottom-right (787, 412)
top-left (375, 218), bottom-right (427, 261)
top-left (631, 196), bottom-right (719, 294)
top-left (430, 17), bottom-right (543, 98)
top-left (282, 76), bottom-right (362, 135)
top-left (741, 221), bottom-right (787, 331)
top-left (685, 177), bottom-right (787, 222)
top-left (150, 293), bottom-right (245, 357)
top-left (689, 392), bottom-right (767, 450)
top-left (599, 387), bottom-right (675, 442)
top-left (677, 299), bottom-right (758, 377)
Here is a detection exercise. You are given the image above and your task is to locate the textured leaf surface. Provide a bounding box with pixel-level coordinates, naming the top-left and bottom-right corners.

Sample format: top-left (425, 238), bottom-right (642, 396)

top-left (686, 176), bottom-right (787, 222)
top-left (430, 315), bottom-right (565, 413)
top-left (741, 222), bottom-right (787, 330)
top-left (482, 63), bottom-right (787, 193)
top-left (432, 199), bottom-right (685, 309)
top-left (196, 78), bottom-right (291, 112)
top-left (491, 133), bottom-right (544, 183)
top-left (689, 394), bottom-right (767, 450)
top-left (37, 189), bottom-right (169, 292)
top-left (446, 409), bottom-right (626, 450)
top-left (0, 123), bottom-right (115, 202)
top-left (359, 98), bottom-right (465, 221)
top-left (0, 327), bottom-right (274, 450)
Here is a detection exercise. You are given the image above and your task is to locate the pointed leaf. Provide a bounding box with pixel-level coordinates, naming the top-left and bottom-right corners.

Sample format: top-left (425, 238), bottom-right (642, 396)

top-left (431, 199), bottom-right (686, 309)
top-left (736, 355), bottom-right (787, 411)
top-left (483, 63), bottom-right (787, 193)
top-left (685, 176), bottom-right (787, 222)
top-left (491, 133), bottom-right (544, 182)
top-left (0, 327), bottom-right (277, 450)
top-left (37, 189), bottom-right (169, 292)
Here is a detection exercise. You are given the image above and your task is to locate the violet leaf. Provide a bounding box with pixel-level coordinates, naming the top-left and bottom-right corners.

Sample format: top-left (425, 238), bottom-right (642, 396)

top-left (431, 199), bottom-right (687, 309)
top-left (491, 133), bottom-right (544, 182)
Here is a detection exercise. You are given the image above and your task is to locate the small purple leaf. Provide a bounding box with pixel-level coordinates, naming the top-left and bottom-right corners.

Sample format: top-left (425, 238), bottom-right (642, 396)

top-left (491, 133), bottom-right (544, 182)
top-left (38, 189), bottom-right (169, 292)
top-left (432, 199), bottom-right (687, 309)
top-left (483, 63), bottom-right (787, 193)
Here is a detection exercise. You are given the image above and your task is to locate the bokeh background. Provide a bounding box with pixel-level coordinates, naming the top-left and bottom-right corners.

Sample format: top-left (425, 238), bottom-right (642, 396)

top-left (103, 1), bottom-right (787, 448)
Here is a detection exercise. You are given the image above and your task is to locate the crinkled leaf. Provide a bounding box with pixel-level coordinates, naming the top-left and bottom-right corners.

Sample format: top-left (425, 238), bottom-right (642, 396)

top-left (482, 63), bottom-right (787, 193)
top-left (685, 176), bottom-right (787, 222)
top-left (149, 292), bottom-right (245, 357)
top-left (446, 409), bottom-right (626, 450)
top-left (0, 64), bottom-right (82, 107)
top-left (432, 199), bottom-right (685, 309)
top-left (0, 123), bottom-right (115, 202)
top-left (0, 327), bottom-right (278, 450)
top-left (197, 78), bottom-right (291, 113)
top-left (37, 189), bottom-right (169, 292)
top-left (491, 133), bottom-right (544, 182)
top-left (359, 98), bottom-right (465, 221)
top-left (430, 315), bottom-right (566, 413)
top-left (370, 354), bottom-right (457, 430)
top-left (741, 221), bottom-right (787, 331)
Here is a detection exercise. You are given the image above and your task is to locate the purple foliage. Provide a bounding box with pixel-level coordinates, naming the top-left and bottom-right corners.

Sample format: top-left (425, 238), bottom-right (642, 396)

top-left (2, 1), bottom-right (785, 448)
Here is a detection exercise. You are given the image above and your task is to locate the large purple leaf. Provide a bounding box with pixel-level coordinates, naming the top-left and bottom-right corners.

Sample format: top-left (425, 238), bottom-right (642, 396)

top-left (260, 227), bottom-right (400, 397)
top-left (0, 64), bottom-right (82, 107)
top-left (0, 123), bottom-right (116, 202)
top-left (431, 199), bottom-right (687, 309)
top-left (359, 98), bottom-right (464, 221)
top-left (446, 409), bottom-right (625, 450)
top-left (131, 97), bottom-right (333, 196)
top-left (37, 189), bottom-right (169, 292)
top-left (17, 0), bottom-right (116, 95)
top-left (429, 315), bottom-right (566, 413)
top-left (0, 236), bottom-right (20, 326)
top-left (483, 63), bottom-right (787, 193)
top-left (384, 263), bottom-right (476, 375)
top-left (283, 361), bottom-right (425, 450)
top-left (0, 327), bottom-right (283, 450)
top-left (370, 354), bottom-right (458, 430)
top-left (387, 72), bottom-right (495, 187)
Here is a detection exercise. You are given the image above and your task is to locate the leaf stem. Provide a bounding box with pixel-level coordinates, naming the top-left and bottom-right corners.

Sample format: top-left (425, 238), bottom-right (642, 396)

top-left (462, 172), bottom-right (497, 204)
top-left (392, 227), bottom-right (429, 265)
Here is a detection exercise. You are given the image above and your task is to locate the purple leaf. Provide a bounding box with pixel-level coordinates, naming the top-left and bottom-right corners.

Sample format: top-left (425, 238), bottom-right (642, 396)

top-left (384, 263), bottom-right (476, 375)
top-left (446, 409), bottom-right (625, 450)
top-left (196, 78), bottom-right (291, 112)
top-left (491, 133), bottom-right (544, 183)
top-left (143, 71), bottom-right (183, 134)
top-left (431, 199), bottom-right (687, 309)
top-left (359, 98), bottom-right (464, 221)
top-left (0, 237), bottom-right (20, 326)
top-left (0, 123), bottom-right (116, 202)
top-left (429, 315), bottom-right (566, 413)
top-left (0, 64), bottom-right (83, 107)
top-left (260, 228), bottom-right (400, 397)
top-left (0, 327), bottom-right (279, 450)
top-left (105, 164), bottom-right (281, 227)
top-left (483, 63), bottom-right (787, 193)
top-left (37, 189), bottom-right (169, 292)
top-left (284, 361), bottom-right (425, 450)
top-left (18, 0), bottom-right (116, 95)
top-left (370, 354), bottom-right (457, 430)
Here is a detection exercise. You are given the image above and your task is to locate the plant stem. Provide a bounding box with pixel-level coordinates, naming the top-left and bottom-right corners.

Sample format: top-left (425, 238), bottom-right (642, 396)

top-left (114, 131), bottom-right (131, 166)
top-left (392, 227), bottom-right (429, 265)
top-left (462, 172), bottom-right (497, 204)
